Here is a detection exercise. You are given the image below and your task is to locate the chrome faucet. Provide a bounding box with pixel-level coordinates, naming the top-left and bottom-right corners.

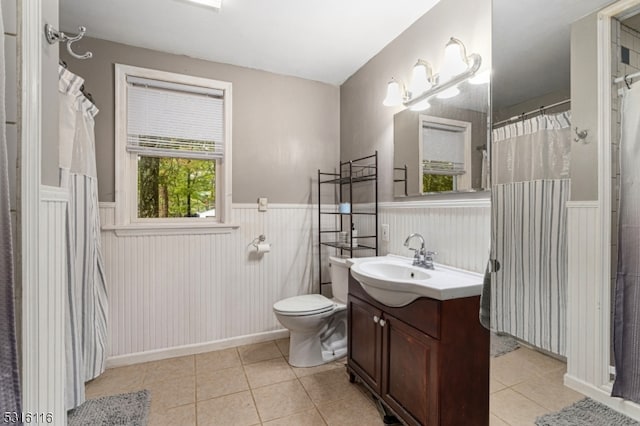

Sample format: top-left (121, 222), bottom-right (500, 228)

top-left (403, 233), bottom-right (435, 269)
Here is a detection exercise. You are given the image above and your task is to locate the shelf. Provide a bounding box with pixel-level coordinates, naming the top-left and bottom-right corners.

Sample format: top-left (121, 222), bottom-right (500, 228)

top-left (319, 211), bottom-right (376, 216)
top-left (318, 151), bottom-right (378, 291)
top-left (319, 174), bottom-right (377, 185)
top-left (321, 242), bottom-right (376, 251)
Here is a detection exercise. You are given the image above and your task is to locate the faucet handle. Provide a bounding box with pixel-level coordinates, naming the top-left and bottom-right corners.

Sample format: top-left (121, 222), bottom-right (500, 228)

top-left (425, 251), bottom-right (437, 257)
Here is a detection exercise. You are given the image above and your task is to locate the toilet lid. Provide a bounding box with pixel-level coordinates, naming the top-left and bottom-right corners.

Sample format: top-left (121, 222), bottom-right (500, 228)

top-left (273, 294), bottom-right (335, 316)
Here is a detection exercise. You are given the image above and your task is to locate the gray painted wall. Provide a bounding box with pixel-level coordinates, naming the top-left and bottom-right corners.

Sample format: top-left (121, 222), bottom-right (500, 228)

top-left (570, 13), bottom-right (599, 201)
top-left (61, 37), bottom-right (340, 204)
top-left (41, 0), bottom-right (59, 186)
top-left (493, 89), bottom-right (571, 123)
top-left (340, 0), bottom-right (491, 202)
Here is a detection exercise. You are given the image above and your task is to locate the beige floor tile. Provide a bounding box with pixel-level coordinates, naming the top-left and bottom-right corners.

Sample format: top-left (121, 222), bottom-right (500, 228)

top-left (512, 368), bottom-right (583, 411)
top-left (490, 376), bottom-right (507, 394)
top-left (148, 403), bottom-right (196, 426)
top-left (513, 347), bottom-right (566, 375)
top-left (252, 379), bottom-right (315, 421)
top-left (197, 366), bottom-right (248, 401)
top-left (196, 348), bottom-right (242, 374)
top-left (490, 413), bottom-right (510, 426)
top-left (244, 358), bottom-right (296, 388)
top-left (299, 368), bottom-right (362, 405)
top-left (334, 356), bottom-right (347, 365)
top-left (147, 375), bottom-right (196, 413)
top-left (85, 365), bottom-right (147, 399)
top-left (490, 388), bottom-right (548, 426)
top-left (490, 351), bottom-right (540, 387)
top-left (275, 338), bottom-right (290, 357)
top-left (238, 341), bottom-right (283, 365)
top-left (197, 390), bottom-right (260, 426)
top-left (291, 360), bottom-right (342, 378)
top-left (262, 408), bottom-right (327, 426)
top-left (316, 390), bottom-right (384, 426)
top-left (143, 355), bottom-right (195, 385)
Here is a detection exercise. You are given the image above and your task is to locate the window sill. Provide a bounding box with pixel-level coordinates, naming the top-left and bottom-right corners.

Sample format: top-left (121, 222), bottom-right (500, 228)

top-left (102, 222), bottom-right (239, 237)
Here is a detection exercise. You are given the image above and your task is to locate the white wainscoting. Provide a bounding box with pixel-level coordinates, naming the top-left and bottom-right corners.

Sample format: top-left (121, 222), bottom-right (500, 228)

top-left (380, 199), bottom-right (491, 273)
top-left (22, 187), bottom-right (68, 424)
top-left (101, 199), bottom-right (490, 364)
top-left (100, 203), bottom-right (316, 362)
top-left (566, 202), bottom-right (602, 384)
top-left (564, 201), bottom-right (640, 421)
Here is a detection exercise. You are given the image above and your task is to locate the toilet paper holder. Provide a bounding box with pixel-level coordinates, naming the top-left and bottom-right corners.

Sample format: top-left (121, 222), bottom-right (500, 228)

top-left (249, 234), bottom-right (272, 253)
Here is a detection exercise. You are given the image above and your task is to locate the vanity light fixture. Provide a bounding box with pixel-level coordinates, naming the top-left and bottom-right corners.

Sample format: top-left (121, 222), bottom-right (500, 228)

top-left (382, 37), bottom-right (482, 109)
top-left (383, 79), bottom-right (404, 107)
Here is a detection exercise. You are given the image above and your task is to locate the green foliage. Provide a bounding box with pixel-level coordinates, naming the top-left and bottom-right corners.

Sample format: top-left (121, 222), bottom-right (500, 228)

top-left (138, 156), bottom-right (215, 218)
top-left (423, 173), bottom-right (454, 193)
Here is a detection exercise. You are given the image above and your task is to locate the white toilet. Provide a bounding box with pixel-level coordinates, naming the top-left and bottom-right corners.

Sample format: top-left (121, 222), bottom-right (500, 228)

top-left (273, 256), bottom-right (349, 367)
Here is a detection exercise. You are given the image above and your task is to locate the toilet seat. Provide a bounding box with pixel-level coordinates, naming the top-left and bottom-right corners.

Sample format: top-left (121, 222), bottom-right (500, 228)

top-left (273, 294), bottom-right (336, 317)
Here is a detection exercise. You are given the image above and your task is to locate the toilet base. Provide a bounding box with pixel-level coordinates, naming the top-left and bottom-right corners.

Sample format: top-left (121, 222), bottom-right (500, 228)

top-left (287, 331), bottom-right (347, 368)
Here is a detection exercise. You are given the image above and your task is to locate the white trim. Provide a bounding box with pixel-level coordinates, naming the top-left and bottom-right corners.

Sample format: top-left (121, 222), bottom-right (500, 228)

top-left (597, 4), bottom-right (614, 389)
top-left (106, 329), bottom-right (289, 368)
top-left (232, 203), bottom-right (316, 210)
top-left (39, 185), bottom-right (68, 202)
top-left (566, 200), bottom-right (599, 209)
top-left (114, 64), bottom-right (233, 226)
top-left (105, 222), bottom-right (238, 236)
top-left (379, 197), bottom-right (490, 209)
top-left (21, 0), bottom-right (43, 414)
top-left (565, 374), bottom-right (640, 421)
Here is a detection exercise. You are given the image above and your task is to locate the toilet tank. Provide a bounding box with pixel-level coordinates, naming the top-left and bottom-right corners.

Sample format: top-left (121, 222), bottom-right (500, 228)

top-left (329, 256), bottom-right (349, 303)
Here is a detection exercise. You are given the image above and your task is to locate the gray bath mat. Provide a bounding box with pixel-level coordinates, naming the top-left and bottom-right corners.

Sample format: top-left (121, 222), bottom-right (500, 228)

top-left (536, 398), bottom-right (640, 425)
top-left (68, 390), bottom-right (150, 426)
top-left (491, 332), bottom-right (520, 357)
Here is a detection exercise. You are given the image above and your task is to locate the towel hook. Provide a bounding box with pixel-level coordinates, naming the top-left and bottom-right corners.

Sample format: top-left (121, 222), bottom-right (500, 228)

top-left (574, 127), bottom-right (589, 144)
top-left (45, 24), bottom-right (93, 60)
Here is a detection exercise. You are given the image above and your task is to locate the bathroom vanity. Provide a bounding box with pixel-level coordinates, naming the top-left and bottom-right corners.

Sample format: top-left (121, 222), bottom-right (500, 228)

top-left (346, 258), bottom-right (489, 426)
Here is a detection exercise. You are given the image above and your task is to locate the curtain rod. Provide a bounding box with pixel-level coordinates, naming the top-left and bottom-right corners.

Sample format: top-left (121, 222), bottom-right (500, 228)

top-left (492, 99), bottom-right (571, 128)
top-left (614, 70), bottom-right (640, 84)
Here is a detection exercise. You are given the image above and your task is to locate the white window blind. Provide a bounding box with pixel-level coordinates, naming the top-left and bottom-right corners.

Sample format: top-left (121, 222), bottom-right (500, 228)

top-left (422, 123), bottom-right (466, 175)
top-left (126, 76), bottom-right (225, 160)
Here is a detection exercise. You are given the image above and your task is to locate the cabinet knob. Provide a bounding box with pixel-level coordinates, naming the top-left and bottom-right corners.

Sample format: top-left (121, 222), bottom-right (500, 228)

top-left (373, 315), bottom-right (379, 323)
top-left (379, 319), bottom-right (386, 327)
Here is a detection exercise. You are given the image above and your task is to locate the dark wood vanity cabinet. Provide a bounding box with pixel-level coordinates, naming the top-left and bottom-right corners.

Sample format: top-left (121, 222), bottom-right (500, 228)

top-left (347, 273), bottom-right (489, 426)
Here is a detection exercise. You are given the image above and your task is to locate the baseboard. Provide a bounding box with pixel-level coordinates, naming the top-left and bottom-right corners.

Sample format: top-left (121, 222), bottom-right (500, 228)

top-left (564, 374), bottom-right (640, 421)
top-left (106, 329), bottom-right (290, 368)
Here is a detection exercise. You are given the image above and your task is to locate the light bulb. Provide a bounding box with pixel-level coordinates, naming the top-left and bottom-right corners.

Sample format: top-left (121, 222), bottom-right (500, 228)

top-left (437, 86), bottom-right (460, 99)
top-left (383, 80), bottom-right (403, 107)
top-left (410, 62), bottom-right (431, 96)
top-left (439, 38), bottom-right (468, 82)
top-left (409, 99), bottom-right (431, 111)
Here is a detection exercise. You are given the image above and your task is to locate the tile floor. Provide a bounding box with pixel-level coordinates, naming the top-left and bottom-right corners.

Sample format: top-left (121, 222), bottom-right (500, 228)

top-left (86, 339), bottom-right (584, 426)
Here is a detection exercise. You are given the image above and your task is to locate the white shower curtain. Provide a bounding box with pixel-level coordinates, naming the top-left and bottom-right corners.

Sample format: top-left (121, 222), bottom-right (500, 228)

top-left (491, 112), bottom-right (571, 355)
top-left (59, 66), bottom-right (108, 410)
top-left (0, 3), bottom-right (22, 415)
top-left (612, 83), bottom-right (640, 403)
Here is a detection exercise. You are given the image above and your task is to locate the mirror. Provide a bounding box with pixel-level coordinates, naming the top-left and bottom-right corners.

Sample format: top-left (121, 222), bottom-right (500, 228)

top-left (393, 81), bottom-right (489, 196)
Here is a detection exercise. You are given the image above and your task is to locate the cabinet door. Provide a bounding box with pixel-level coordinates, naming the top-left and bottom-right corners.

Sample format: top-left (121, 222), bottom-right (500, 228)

top-left (348, 296), bottom-right (383, 393)
top-left (381, 314), bottom-right (439, 426)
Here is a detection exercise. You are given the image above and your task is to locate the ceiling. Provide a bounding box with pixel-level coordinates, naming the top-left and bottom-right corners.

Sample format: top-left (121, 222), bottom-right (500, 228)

top-left (61, 0), bottom-right (618, 108)
top-left (59, 0), bottom-right (440, 86)
top-left (492, 0), bottom-right (616, 110)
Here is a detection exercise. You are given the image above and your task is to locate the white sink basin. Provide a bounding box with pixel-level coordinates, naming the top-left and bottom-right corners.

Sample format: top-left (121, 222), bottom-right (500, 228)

top-left (349, 255), bottom-right (483, 306)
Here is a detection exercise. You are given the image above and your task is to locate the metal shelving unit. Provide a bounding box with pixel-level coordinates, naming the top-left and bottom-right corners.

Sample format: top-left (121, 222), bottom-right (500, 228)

top-left (318, 152), bottom-right (378, 290)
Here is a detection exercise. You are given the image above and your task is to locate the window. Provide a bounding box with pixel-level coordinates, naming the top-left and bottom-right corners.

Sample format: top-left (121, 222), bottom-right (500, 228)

top-left (115, 65), bottom-right (232, 229)
top-left (419, 115), bottom-right (471, 193)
